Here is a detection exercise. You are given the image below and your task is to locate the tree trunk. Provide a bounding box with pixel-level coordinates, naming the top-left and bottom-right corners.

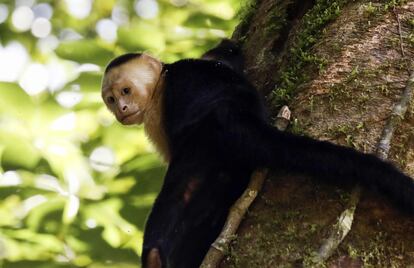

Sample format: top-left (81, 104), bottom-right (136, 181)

top-left (223, 0), bottom-right (414, 267)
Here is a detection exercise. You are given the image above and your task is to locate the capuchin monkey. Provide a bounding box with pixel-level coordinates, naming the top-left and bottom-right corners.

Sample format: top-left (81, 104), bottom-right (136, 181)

top-left (101, 41), bottom-right (414, 268)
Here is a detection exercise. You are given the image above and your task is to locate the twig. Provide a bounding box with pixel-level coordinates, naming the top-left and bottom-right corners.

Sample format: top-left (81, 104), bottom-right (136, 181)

top-left (311, 185), bottom-right (362, 264)
top-left (311, 71), bottom-right (414, 264)
top-left (200, 106), bottom-right (291, 268)
top-left (200, 169), bottom-right (268, 268)
top-left (375, 5), bottom-right (411, 159)
top-left (311, 6), bottom-right (413, 263)
top-left (376, 73), bottom-right (414, 159)
top-left (393, 6), bottom-right (405, 58)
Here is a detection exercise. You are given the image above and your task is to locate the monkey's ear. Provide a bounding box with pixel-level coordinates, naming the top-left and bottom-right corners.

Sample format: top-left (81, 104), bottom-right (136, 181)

top-left (146, 248), bottom-right (162, 268)
top-left (140, 53), bottom-right (163, 73)
top-left (140, 52), bottom-right (159, 60)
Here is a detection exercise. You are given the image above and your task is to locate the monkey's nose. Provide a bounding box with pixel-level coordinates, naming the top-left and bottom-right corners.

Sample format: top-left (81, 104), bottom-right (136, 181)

top-left (118, 101), bottom-right (129, 114)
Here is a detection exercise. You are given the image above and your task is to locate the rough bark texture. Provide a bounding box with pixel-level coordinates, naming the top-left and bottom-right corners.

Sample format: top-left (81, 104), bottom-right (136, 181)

top-left (222, 0), bottom-right (414, 267)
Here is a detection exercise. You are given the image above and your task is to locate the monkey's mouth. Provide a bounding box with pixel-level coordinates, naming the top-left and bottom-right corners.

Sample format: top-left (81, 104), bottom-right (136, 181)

top-left (120, 110), bottom-right (142, 124)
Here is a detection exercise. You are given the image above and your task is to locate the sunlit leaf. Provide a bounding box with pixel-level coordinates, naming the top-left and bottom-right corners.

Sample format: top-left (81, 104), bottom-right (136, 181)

top-left (0, 129), bottom-right (41, 170)
top-left (0, 82), bottom-right (35, 119)
top-left (16, 194), bottom-right (48, 219)
top-left (56, 40), bottom-right (114, 66)
top-left (117, 23), bottom-right (165, 53)
top-left (121, 153), bottom-right (162, 174)
top-left (102, 124), bottom-right (150, 164)
top-left (184, 12), bottom-right (230, 28)
top-left (102, 225), bottom-right (121, 247)
top-left (0, 195), bottom-right (21, 226)
top-left (0, 0), bottom-right (239, 265)
top-left (1, 229), bottom-right (64, 261)
top-left (26, 196), bottom-right (66, 230)
top-left (129, 193), bottom-right (157, 208)
top-left (63, 194), bottom-right (80, 224)
top-left (82, 198), bottom-right (140, 249)
top-left (71, 72), bottom-right (102, 92)
top-left (34, 174), bottom-right (65, 194)
top-left (104, 177), bottom-right (135, 194)
top-left (65, 235), bottom-right (90, 252)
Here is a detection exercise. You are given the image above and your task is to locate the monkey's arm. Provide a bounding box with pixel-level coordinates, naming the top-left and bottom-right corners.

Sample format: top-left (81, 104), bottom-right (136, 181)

top-left (142, 150), bottom-right (251, 268)
top-left (142, 155), bottom-right (195, 268)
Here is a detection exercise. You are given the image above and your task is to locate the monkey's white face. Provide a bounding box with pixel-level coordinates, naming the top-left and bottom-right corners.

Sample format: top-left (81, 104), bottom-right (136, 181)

top-left (101, 55), bottom-right (162, 125)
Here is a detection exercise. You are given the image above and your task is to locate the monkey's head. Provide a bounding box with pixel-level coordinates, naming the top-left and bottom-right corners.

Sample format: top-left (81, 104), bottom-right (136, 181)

top-left (101, 53), bottom-right (163, 125)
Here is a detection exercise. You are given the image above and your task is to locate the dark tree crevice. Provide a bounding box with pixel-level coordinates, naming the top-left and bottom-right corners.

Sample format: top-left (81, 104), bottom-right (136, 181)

top-left (233, 0), bottom-right (317, 95)
top-left (271, 0), bottom-right (315, 54)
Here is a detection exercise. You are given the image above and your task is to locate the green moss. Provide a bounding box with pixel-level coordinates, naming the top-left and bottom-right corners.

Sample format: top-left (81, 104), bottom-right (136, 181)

top-left (289, 118), bottom-right (307, 136)
top-left (267, 0), bottom-right (410, 108)
top-left (270, 0), bottom-right (347, 106)
top-left (236, 0), bottom-right (257, 21)
top-left (364, 2), bottom-right (378, 15)
top-left (235, 0), bottom-right (258, 42)
top-left (383, 0), bottom-right (408, 10)
top-left (326, 122), bottom-right (366, 148)
top-left (263, 4), bottom-right (289, 36)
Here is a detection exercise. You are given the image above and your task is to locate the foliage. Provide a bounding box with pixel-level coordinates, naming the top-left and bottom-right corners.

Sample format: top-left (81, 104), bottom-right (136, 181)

top-left (0, 0), bottom-right (240, 267)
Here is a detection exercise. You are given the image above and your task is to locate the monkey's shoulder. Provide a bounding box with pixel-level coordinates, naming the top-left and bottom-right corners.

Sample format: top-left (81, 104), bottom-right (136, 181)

top-left (164, 59), bottom-right (257, 104)
top-left (162, 59), bottom-right (265, 139)
top-left (165, 59), bottom-right (246, 86)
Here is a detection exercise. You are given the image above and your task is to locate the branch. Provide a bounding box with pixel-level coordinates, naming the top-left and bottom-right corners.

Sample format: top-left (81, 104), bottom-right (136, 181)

top-left (311, 185), bottom-right (362, 263)
top-left (393, 6), bottom-right (405, 58)
top-left (376, 71), bottom-right (414, 159)
top-left (200, 106), bottom-right (291, 268)
top-left (200, 169), bottom-right (268, 268)
top-left (311, 71), bottom-right (414, 264)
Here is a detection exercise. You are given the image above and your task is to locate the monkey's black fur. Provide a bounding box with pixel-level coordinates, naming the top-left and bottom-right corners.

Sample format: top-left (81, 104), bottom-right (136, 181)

top-left (201, 39), bottom-right (245, 74)
top-left (107, 43), bottom-right (414, 268)
top-left (105, 52), bottom-right (141, 73)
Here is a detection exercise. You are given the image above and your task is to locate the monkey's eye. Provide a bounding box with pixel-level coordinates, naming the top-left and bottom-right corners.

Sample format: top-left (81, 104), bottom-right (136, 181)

top-left (107, 96), bottom-right (115, 104)
top-left (122, 88), bottom-right (130, 95)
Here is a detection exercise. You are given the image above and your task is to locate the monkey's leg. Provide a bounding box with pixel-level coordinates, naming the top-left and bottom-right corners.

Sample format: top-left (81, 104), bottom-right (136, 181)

top-left (200, 106), bottom-right (291, 268)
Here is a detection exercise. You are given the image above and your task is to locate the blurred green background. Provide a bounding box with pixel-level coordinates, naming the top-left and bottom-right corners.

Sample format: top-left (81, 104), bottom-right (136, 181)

top-left (0, 0), bottom-right (243, 267)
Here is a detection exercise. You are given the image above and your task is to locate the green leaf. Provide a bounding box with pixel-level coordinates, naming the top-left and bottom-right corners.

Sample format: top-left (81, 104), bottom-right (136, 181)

top-left (1, 229), bottom-right (64, 261)
top-left (184, 12), bottom-right (229, 28)
top-left (117, 23), bottom-right (165, 52)
top-left (0, 82), bottom-right (35, 119)
top-left (102, 124), bottom-right (149, 164)
top-left (0, 195), bottom-right (21, 227)
top-left (102, 225), bottom-right (122, 247)
top-left (105, 177), bottom-right (136, 194)
top-left (0, 130), bottom-right (41, 170)
top-left (121, 153), bottom-right (162, 174)
top-left (72, 72), bottom-right (103, 92)
top-left (83, 199), bottom-right (140, 249)
top-left (26, 196), bottom-right (66, 231)
top-left (56, 40), bottom-right (114, 66)
top-left (63, 195), bottom-right (80, 224)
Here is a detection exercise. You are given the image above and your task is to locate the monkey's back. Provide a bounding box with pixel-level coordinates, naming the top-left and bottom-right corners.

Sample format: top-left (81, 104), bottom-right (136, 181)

top-left (163, 59), bottom-right (267, 151)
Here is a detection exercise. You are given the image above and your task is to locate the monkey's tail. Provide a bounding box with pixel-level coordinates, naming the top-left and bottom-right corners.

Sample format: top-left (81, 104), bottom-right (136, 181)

top-left (226, 119), bottom-right (414, 212)
top-left (267, 127), bottom-right (414, 211)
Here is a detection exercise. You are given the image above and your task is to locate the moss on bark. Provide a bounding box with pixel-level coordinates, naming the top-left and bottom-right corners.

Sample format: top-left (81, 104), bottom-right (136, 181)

top-left (223, 0), bottom-right (414, 267)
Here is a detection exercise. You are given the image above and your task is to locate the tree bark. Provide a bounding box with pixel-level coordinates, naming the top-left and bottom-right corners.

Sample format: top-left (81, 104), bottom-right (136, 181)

top-left (222, 0), bottom-right (414, 267)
